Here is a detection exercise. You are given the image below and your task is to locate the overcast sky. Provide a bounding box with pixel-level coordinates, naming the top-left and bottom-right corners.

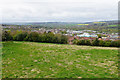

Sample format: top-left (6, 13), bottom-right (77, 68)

top-left (0, 0), bottom-right (119, 23)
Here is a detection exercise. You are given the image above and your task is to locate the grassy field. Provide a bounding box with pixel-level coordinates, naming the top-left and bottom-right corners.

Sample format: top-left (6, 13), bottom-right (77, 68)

top-left (108, 25), bottom-right (117, 27)
top-left (2, 41), bottom-right (118, 78)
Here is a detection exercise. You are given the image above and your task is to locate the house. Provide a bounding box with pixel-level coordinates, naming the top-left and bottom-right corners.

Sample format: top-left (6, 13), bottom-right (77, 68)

top-left (77, 33), bottom-right (98, 38)
top-left (68, 36), bottom-right (80, 44)
top-left (98, 38), bottom-right (102, 40)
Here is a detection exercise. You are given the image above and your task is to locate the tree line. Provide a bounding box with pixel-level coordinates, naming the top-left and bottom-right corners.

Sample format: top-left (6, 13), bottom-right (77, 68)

top-left (2, 31), bottom-right (68, 44)
top-left (73, 38), bottom-right (119, 47)
top-left (2, 30), bottom-right (119, 47)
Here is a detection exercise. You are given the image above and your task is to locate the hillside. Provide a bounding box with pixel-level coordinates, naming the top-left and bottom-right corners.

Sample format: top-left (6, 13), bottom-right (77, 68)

top-left (2, 41), bottom-right (118, 78)
top-left (2, 20), bottom-right (118, 33)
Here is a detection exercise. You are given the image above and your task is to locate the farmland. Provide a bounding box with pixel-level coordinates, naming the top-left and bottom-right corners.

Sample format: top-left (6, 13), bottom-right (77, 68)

top-left (2, 41), bottom-right (118, 78)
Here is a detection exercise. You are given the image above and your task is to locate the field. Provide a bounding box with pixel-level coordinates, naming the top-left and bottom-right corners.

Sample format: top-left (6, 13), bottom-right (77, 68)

top-left (108, 25), bottom-right (117, 27)
top-left (2, 41), bottom-right (118, 78)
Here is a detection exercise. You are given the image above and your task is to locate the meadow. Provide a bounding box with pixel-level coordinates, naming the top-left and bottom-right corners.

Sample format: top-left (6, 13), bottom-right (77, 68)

top-left (2, 41), bottom-right (118, 78)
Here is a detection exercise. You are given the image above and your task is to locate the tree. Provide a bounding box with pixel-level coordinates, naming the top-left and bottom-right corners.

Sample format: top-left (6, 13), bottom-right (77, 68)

top-left (99, 40), bottom-right (105, 46)
top-left (45, 32), bottom-right (55, 43)
top-left (77, 40), bottom-right (85, 45)
top-left (60, 35), bottom-right (68, 44)
top-left (85, 40), bottom-right (91, 45)
top-left (61, 31), bottom-right (67, 34)
top-left (97, 34), bottom-right (102, 38)
top-left (92, 38), bottom-right (99, 46)
top-left (104, 41), bottom-right (111, 47)
top-left (28, 32), bottom-right (39, 42)
top-left (111, 41), bottom-right (119, 47)
top-left (2, 31), bottom-right (12, 41)
top-left (14, 32), bottom-right (28, 41)
top-left (73, 39), bottom-right (79, 44)
top-left (53, 34), bottom-right (61, 43)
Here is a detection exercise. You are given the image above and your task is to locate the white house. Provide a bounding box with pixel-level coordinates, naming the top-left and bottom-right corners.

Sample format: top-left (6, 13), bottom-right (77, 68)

top-left (77, 33), bottom-right (98, 38)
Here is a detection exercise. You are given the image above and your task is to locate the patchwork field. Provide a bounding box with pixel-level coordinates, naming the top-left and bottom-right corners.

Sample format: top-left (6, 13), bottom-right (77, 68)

top-left (2, 41), bottom-right (118, 78)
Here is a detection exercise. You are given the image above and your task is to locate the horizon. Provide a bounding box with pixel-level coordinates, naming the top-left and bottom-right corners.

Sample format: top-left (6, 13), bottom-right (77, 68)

top-left (1, 19), bottom-right (118, 24)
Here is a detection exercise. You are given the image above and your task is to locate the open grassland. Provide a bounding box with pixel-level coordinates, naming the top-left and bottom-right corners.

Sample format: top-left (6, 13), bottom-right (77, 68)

top-left (2, 41), bottom-right (118, 78)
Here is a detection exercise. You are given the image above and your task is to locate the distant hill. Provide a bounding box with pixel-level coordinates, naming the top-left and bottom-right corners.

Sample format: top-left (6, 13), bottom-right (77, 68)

top-left (1, 20), bottom-right (117, 26)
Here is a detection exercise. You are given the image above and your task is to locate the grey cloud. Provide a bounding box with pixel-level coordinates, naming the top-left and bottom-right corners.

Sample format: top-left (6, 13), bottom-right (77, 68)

top-left (1, 0), bottom-right (118, 22)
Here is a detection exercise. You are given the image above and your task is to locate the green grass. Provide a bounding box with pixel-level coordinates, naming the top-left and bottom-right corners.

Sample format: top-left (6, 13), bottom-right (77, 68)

top-left (2, 41), bottom-right (118, 78)
top-left (108, 25), bottom-right (117, 27)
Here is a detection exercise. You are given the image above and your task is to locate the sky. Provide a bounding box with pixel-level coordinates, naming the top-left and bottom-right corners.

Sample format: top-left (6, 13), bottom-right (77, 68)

top-left (0, 0), bottom-right (119, 23)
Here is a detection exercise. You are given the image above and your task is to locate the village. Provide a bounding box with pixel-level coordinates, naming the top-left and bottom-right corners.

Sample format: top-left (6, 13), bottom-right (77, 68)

top-left (2, 25), bottom-right (119, 44)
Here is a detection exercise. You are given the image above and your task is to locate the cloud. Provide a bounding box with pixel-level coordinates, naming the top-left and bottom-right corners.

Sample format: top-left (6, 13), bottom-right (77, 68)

top-left (0, 0), bottom-right (118, 22)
